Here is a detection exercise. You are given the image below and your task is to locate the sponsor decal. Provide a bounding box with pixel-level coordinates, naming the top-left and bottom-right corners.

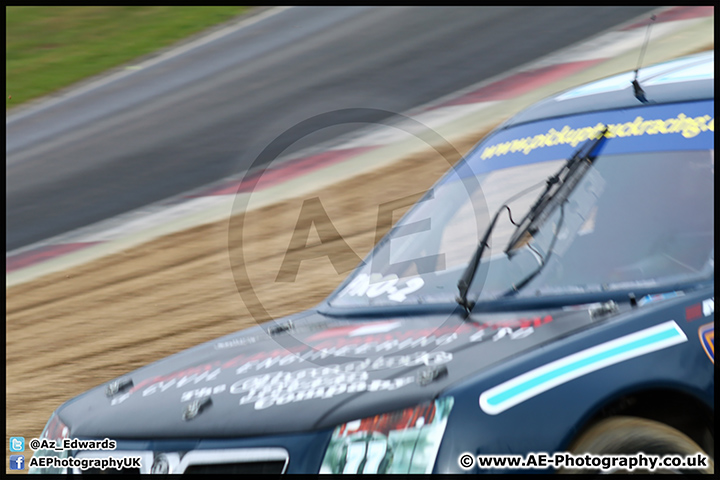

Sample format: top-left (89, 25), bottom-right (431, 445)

top-left (214, 335), bottom-right (261, 350)
top-left (698, 323), bottom-right (714, 364)
top-left (480, 113), bottom-right (714, 161)
top-left (637, 291), bottom-right (683, 307)
top-left (110, 316), bottom-right (554, 406)
top-left (685, 304), bottom-right (703, 321)
top-left (349, 321), bottom-right (402, 336)
top-left (304, 316), bottom-right (552, 345)
top-left (687, 297), bottom-right (714, 321)
top-left (479, 321), bottom-right (687, 415)
top-left (702, 298), bottom-right (714, 316)
top-left (230, 369), bottom-right (418, 410)
top-left (446, 101), bottom-right (714, 186)
top-left (339, 273), bottom-right (425, 303)
top-left (110, 365), bottom-right (224, 406)
top-left (302, 320), bottom-right (402, 342)
top-left (180, 351), bottom-right (453, 404)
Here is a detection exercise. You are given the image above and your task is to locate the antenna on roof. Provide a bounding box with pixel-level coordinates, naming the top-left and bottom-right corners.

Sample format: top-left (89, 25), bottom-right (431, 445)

top-left (631, 14), bottom-right (656, 104)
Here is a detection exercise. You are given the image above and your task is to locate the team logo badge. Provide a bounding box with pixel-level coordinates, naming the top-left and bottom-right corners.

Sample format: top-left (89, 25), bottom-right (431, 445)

top-left (698, 323), bottom-right (714, 363)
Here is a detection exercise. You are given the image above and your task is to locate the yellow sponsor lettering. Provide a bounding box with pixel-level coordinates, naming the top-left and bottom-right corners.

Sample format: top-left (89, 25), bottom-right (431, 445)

top-left (478, 113), bottom-right (712, 160)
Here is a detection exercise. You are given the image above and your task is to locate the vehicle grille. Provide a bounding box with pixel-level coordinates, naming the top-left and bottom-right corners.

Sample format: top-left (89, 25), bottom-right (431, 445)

top-left (83, 466), bottom-right (141, 474)
top-left (74, 447), bottom-right (289, 474)
top-left (183, 461), bottom-right (286, 474)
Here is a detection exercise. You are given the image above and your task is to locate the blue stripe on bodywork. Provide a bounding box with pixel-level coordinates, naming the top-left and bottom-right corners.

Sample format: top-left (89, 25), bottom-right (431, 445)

top-left (480, 321), bottom-right (686, 414)
top-left (486, 327), bottom-right (679, 406)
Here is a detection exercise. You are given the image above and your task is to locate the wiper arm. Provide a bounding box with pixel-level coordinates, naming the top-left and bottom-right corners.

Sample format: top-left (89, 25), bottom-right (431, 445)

top-left (456, 205), bottom-right (514, 316)
top-left (455, 181), bottom-right (545, 317)
top-left (504, 126), bottom-right (608, 257)
top-left (503, 202), bottom-right (566, 297)
top-left (456, 127), bottom-right (609, 316)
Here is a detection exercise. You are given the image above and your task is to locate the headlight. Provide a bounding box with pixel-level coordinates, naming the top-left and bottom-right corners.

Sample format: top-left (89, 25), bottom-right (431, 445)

top-left (28, 412), bottom-right (71, 474)
top-left (320, 397), bottom-right (454, 474)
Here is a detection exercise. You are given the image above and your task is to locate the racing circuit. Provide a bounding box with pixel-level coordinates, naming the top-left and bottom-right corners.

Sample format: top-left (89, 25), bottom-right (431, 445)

top-left (6, 6), bottom-right (714, 474)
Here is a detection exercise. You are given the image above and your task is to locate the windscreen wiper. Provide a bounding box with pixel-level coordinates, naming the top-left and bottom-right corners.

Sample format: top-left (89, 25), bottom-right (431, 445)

top-left (455, 181), bottom-right (546, 316)
top-left (456, 126), bottom-right (608, 316)
top-left (504, 126), bottom-right (608, 257)
top-left (456, 205), bottom-right (514, 316)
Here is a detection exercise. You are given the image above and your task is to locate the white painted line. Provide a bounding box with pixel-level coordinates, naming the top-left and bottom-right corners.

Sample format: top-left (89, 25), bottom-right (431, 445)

top-left (531, 18), bottom-right (705, 67)
top-left (80, 197), bottom-right (229, 242)
top-left (337, 102), bottom-right (498, 149)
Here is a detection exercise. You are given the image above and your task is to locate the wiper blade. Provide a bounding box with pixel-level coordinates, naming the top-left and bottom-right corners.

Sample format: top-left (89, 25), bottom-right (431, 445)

top-left (456, 181), bottom-right (545, 317)
top-left (456, 205), bottom-right (514, 316)
top-left (456, 127), bottom-right (609, 316)
top-left (504, 126), bottom-right (608, 256)
top-left (503, 202), bottom-right (566, 296)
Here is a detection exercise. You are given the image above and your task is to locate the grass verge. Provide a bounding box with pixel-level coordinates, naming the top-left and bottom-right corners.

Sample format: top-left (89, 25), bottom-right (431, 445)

top-left (6, 6), bottom-right (250, 109)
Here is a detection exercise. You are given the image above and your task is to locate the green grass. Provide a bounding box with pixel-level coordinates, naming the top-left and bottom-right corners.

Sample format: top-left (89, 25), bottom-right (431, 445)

top-left (6, 6), bottom-right (250, 109)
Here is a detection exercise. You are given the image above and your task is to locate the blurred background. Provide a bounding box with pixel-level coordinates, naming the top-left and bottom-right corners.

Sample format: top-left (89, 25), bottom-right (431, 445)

top-left (6, 6), bottom-right (660, 251)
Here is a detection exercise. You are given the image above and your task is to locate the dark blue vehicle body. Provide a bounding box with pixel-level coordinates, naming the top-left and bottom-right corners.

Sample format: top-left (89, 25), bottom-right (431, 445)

top-left (31, 51), bottom-right (714, 474)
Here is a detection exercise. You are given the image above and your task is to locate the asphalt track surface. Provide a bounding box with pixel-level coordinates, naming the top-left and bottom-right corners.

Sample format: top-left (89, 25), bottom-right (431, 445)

top-left (6, 6), bottom-right (657, 251)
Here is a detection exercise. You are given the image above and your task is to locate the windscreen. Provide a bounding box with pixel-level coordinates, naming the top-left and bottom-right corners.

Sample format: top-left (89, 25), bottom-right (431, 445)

top-left (330, 99), bottom-right (714, 308)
